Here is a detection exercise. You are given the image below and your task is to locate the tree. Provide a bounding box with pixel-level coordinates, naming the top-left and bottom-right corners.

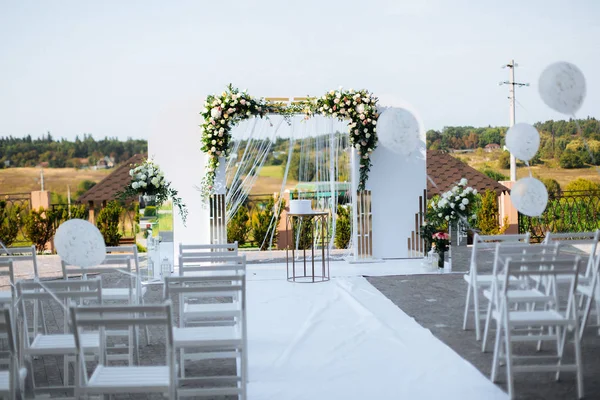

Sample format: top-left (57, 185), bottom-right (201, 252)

top-left (481, 169), bottom-right (508, 182)
top-left (25, 207), bottom-right (58, 252)
top-left (251, 197), bottom-right (284, 250)
top-left (0, 201), bottom-right (22, 246)
top-left (334, 205), bottom-right (351, 249)
top-left (76, 180), bottom-right (97, 198)
top-left (96, 201), bottom-right (123, 246)
top-left (540, 178), bottom-right (561, 199)
top-left (476, 190), bottom-right (507, 235)
top-left (227, 206), bottom-right (250, 245)
top-left (559, 152), bottom-right (585, 169)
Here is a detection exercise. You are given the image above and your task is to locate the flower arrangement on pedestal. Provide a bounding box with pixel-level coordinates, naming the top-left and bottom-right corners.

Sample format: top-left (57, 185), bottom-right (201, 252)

top-left (431, 231), bottom-right (450, 269)
top-left (431, 178), bottom-right (479, 224)
top-left (199, 84), bottom-right (379, 198)
top-left (118, 159), bottom-right (188, 224)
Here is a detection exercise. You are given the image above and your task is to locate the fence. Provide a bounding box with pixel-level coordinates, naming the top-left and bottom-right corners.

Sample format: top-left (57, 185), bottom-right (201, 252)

top-left (519, 189), bottom-right (600, 242)
top-left (0, 192), bottom-right (31, 246)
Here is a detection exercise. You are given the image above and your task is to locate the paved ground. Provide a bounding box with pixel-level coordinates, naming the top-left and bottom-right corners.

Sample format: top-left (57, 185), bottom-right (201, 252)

top-left (368, 245), bottom-right (600, 400)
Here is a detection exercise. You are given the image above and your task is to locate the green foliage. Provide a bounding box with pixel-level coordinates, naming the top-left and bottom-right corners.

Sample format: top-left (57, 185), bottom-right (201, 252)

top-left (334, 205), bottom-right (351, 249)
top-left (481, 168), bottom-right (508, 182)
top-left (227, 206), bottom-right (250, 246)
top-left (497, 151), bottom-right (510, 169)
top-left (24, 207), bottom-right (58, 252)
top-left (76, 180), bottom-right (96, 198)
top-left (96, 201), bottom-right (123, 246)
top-left (0, 133), bottom-right (147, 168)
top-left (559, 151), bottom-right (585, 168)
top-left (0, 201), bottom-right (22, 246)
top-left (476, 190), bottom-right (505, 235)
top-left (136, 243), bottom-right (147, 253)
top-left (292, 216), bottom-right (314, 250)
top-left (564, 178), bottom-right (600, 192)
top-left (251, 197), bottom-right (284, 250)
top-left (541, 178), bottom-right (561, 198)
top-left (143, 206), bottom-right (157, 217)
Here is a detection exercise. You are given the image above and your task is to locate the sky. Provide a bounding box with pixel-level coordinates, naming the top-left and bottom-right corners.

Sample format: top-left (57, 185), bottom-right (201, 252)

top-left (0, 0), bottom-right (599, 141)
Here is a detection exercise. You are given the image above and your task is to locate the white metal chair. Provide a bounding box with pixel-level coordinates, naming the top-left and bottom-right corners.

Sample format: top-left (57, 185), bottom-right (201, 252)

top-left (0, 305), bottom-right (26, 399)
top-left (164, 272), bottom-right (247, 399)
top-left (481, 242), bottom-right (562, 352)
top-left (0, 260), bottom-right (16, 310)
top-left (16, 278), bottom-right (102, 397)
top-left (490, 257), bottom-right (585, 399)
top-left (178, 254), bottom-right (246, 277)
top-left (69, 302), bottom-right (176, 399)
top-left (463, 233), bottom-right (530, 340)
top-left (179, 242), bottom-right (238, 259)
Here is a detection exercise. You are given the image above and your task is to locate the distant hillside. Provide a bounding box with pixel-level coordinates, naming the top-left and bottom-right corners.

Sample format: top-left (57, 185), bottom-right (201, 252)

top-left (0, 132), bottom-right (147, 169)
top-left (426, 118), bottom-right (600, 168)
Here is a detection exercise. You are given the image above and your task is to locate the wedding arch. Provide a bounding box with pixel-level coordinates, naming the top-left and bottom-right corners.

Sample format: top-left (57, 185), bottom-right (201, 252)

top-left (193, 84), bottom-right (427, 260)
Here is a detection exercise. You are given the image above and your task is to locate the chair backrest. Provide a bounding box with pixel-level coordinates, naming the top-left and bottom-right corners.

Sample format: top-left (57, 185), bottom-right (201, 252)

top-left (178, 254), bottom-right (246, 277)
top-left (164, 274), bottom-right (246, 327)
top-left (0, 259), bottom-right (16, 302)
top-left (543, 230), bottom-right (600, 276)
top-left (17, 278), bottom-right (102, 340)
top-left (69, 302), bottom-right (175, 385)
top-left (0, 305), bottom-right (16, 357)
top-left (0, 245), bottom-right (39, 278)
top-left (179, 242), bottom-right (239, 259)
top-left (470, 233), bottom-right (531, 277)
top-left (105, 245), bottom-right (140, 274)
top-left (492, 242), bottom-right (562, 273)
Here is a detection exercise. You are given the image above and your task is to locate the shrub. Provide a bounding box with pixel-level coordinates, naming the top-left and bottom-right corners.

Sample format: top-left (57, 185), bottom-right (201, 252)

top-left (96, 201), bottom-right (123, 246)
top-left (564, 178), bottom-right (600, 193)
top-left (481, 168), bottom-right (508, 182)
top-left (227, 206), bottom-right (250, 246)
top-left (143, 206), bottom-right (157, 217)
top-left (136, 243), bottom-right (147, 253)
top-left (476, 190), bottom-right (507, 235)
top-left (334, 205), bottom-right (351, 249)
top-left (251, 197), bottom-right (284, 250)
top-left (25, 207), bottom-right (58, 252)
top-left (497, 151), bottom-right (510, 169)
top-left (540, 178), bottom-right (561, 199)
top-left (292, 216), bottom-right (314, 250)
top-left (559, 152), bottom-right (585, 169)
top-left (0, 201), bottom-right (22, 247)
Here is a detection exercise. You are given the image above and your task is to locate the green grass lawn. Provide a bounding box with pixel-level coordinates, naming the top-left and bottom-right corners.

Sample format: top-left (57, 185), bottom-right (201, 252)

top-left (258, 165), bottom-right (284, 178)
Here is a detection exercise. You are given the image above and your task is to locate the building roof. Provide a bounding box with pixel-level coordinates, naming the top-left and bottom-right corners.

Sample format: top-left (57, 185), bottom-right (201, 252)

top-left (427, 150), bottom-right (509, 198)
top-left (78, 153), bottom-right (146, 205)
top-left (485, 143), bottom-right (501, 148)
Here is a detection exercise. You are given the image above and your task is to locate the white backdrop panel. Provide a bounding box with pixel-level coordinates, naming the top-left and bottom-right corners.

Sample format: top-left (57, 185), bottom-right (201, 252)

top-left (367, 107), bottom-right (426, 259)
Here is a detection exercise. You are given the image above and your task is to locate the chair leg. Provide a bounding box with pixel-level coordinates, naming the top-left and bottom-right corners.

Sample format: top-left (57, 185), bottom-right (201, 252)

top-left (573, 320), bottom-right (585, 398)
top-left (180, 349), bottom-right (185, 379)
top-left (463, 282), bottom-right (472, 331)
top-left (504, 323), bottom-right (514, 399)
top-left (491, 320), bottom-right (503, 382)
top-left (482, 298), bottom-right (493, 352)
top-left (473, 286), bottom-right (482, 341)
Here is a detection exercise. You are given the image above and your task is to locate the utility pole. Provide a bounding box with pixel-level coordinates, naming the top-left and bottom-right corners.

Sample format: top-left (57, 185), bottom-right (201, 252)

top-left (500, 60), bottom-right (529, 181)
top-left (40, 167), bottom-right (45, 191)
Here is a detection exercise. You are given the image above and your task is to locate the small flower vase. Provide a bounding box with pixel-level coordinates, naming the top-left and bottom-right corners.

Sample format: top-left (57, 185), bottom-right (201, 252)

top-left (437, 251), bottom-right (445, 269)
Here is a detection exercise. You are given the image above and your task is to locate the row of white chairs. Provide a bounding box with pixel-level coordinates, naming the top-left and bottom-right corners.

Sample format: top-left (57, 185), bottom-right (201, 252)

top-left (0, 241), bottom-right (246, 399)
top-left (462, 231), bottom-right (600, 399)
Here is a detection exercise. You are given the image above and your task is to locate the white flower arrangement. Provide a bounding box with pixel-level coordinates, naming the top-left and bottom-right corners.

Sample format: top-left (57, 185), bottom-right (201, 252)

top-left (430, 178), bottom-right (479, 224)
top-left (119, 159), bottom-right (188, 224)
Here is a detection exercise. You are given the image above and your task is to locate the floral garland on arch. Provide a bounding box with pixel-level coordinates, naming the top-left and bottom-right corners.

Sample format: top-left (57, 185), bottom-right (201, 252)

top-left (199, 84), bottom-right (379, 198)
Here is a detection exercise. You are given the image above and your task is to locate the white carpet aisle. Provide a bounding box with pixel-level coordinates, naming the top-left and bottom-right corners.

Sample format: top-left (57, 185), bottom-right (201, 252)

top-left (246, 275), bottom-right (508, 400)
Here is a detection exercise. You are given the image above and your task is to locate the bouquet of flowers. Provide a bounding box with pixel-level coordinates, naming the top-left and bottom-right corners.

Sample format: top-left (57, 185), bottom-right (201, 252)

top-left (118, 159), bottom-right (188, 224)
top-left (431, 231), bottom-right (450, 254)
top-left (431, 178), bottom-right (478, 224)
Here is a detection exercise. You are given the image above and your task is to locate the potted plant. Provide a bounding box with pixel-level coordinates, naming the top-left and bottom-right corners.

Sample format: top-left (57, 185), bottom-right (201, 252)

top-left (431, 231), bottom-right (450, 270)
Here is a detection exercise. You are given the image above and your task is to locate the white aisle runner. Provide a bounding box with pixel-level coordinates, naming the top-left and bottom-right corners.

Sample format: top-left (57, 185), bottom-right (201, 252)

top-left (246, 276), bottom-right (507, 400)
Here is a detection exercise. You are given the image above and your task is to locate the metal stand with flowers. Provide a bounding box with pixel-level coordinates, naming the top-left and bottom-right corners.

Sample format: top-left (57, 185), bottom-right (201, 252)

top-left (118, 158), bottom-right (188, 282)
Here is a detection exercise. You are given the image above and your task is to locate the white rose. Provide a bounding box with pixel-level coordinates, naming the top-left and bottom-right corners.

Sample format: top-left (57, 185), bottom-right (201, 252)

top-left (211, 146), bottom-right (216, 152)
top-left (438, 213), bottom-right (443, 218)
top-left (373, 120), bottom-right (377, 126)
top-left (462, 198), bottom-right (469, 205)
top-left (212, 140), bottom-right (216, 145)
top-left (140, 182), bottom-right (147, 188)
top-left (459, 204), bottom-right (466, 211)
top-left (129, 169), bottom-right (134, 176)
top-left (366, 133), bottom-right (371, 138)
top-left (211, 108), bottom-right (222, 119)
top-left (445, 216), bottom-right (450, 221)
top-left (460, 178), bottom-right (468, 186)
top-left (450, 203), bottom-right (455, 209)
top-left (132, 182), bottom-right (139, 189)
top-left (473, 189), bottom-right (477, 194)
top-left (151, 177), bottom-right (159, 187)
top-left (140, 174), bottom-right (147, 181)
top-left (356, 104), bottom-right (365, 114)
top-left (359, 114), bottom-right (365, 120)
top-left (355, 144), bottom-right (360, 149)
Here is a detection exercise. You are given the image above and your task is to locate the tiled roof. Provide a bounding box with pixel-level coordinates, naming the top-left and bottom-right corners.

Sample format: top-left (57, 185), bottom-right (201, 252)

top-left (78, 154), bottom-right (146, 205)
top-left (427, 150), bottom-right (509, 198)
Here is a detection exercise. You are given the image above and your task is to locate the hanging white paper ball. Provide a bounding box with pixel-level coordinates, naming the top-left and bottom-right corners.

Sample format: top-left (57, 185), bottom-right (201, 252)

top-left (510, 177), bottom-right (548, 217)
top-left (539, 62), bottom-right (586, 115)
top-left (505, 123), bottom-right (540, 161)
top-left (55, 219), bottom-right (106, 267)
top-left (376, 108), bottom-right (421, 156)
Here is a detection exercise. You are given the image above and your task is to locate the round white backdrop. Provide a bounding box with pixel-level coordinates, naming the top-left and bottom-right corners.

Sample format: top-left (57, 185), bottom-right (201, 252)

top-left (55, 219), bottom-right (106, 267)
top-left (376, 108), bottom-right (421, 156)
top-left (510, 177), bottom-right (549, 217)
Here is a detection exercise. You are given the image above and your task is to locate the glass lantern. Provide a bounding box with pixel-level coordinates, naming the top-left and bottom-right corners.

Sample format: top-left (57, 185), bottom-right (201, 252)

top-left (161, 257), bottom-right (172, 279)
